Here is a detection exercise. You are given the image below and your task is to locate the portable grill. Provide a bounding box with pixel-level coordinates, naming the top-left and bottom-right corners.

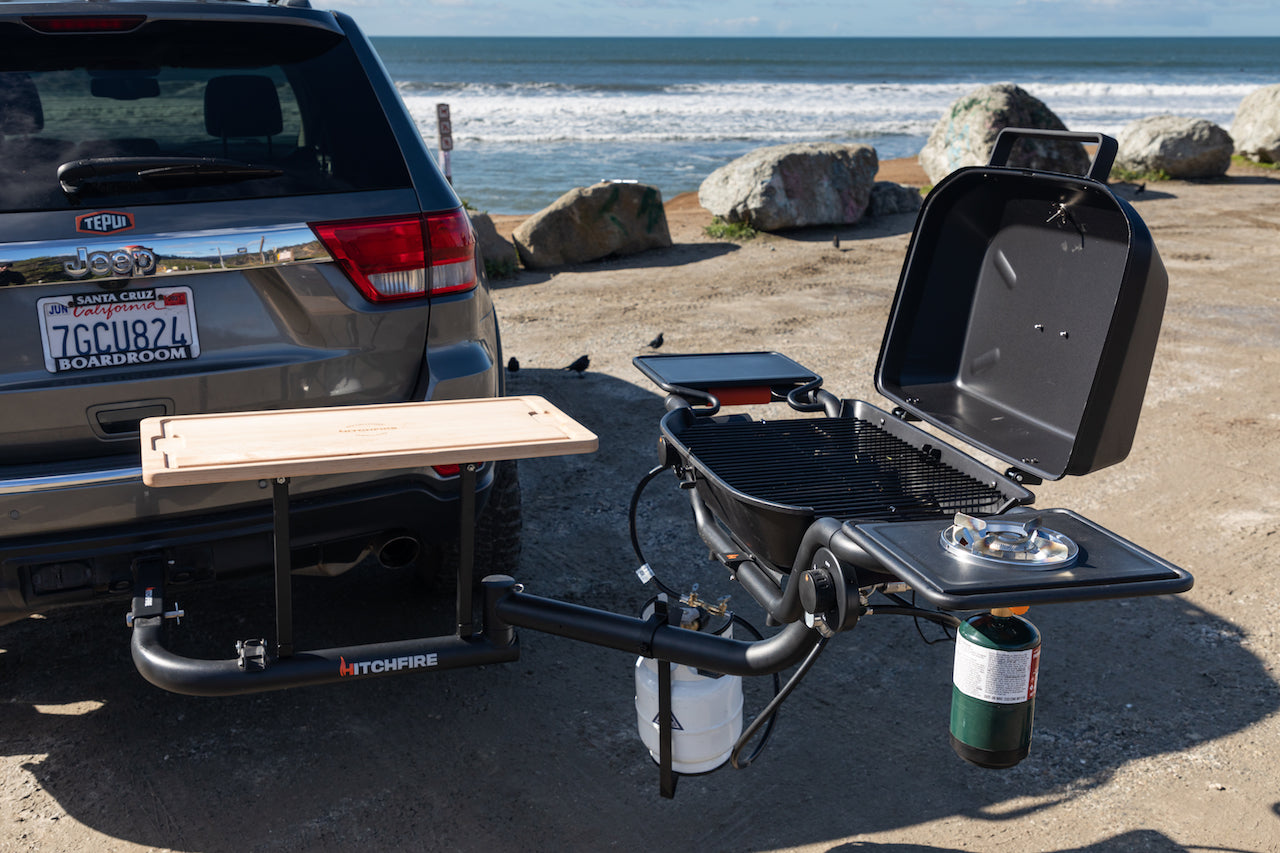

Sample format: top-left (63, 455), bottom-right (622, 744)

top-left (635, 128), bottom-right (1191, 611)
top-left (610, 130), bottom-right (1193, 788)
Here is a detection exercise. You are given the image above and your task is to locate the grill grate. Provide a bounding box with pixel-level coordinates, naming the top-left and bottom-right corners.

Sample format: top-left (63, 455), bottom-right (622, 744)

top-left (678, 417), bottom-right (1010, 523)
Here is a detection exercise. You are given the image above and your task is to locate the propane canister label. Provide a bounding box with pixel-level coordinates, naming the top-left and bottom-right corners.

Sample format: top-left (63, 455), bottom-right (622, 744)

top-left (953, 634), bottom-right (1040, 704)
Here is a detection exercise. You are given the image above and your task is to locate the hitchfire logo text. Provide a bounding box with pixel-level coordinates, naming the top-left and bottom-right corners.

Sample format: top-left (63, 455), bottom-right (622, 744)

top-left (339, 653), bottom-right (438, 677)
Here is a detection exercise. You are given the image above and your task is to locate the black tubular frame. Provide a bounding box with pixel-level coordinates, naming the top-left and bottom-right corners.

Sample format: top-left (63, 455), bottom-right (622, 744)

top-left (130, 622), bottom-right (522, 697)
top-left (490, 579), bottom-right (820, 677)
top-left (126, 381), bottom-right (1191, 697)
top-left (129, 574), bottom-right (823, 696)
top-left (127, 464), bottom-right (827, 697)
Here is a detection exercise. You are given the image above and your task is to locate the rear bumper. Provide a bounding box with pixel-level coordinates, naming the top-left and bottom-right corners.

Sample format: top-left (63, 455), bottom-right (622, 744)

top-left (0, 468), bottom-right (492, 625)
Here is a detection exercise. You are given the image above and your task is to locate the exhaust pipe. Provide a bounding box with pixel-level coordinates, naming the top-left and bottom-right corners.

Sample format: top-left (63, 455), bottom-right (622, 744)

top-left (374, 535), bottom-right (421, 569)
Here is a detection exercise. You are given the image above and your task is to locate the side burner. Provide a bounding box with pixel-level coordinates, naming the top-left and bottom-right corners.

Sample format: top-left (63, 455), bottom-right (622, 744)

top-left (845, 507), bottom-right (1192, 610)
top-left (940, 512), bottom-right (1079, 570)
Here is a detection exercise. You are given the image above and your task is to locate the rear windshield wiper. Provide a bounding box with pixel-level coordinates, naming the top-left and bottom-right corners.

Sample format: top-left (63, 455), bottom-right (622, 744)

top-left (58, 156), bottom-right (284, 196)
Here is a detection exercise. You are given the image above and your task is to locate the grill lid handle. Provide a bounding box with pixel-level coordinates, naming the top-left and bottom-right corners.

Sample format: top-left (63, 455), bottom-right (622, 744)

top-left (988, 128), bottom-right (1118, 183)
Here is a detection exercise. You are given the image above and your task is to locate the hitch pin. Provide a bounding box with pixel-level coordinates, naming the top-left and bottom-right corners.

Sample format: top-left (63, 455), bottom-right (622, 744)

top-left (125, 605), bottom-right (185, 628)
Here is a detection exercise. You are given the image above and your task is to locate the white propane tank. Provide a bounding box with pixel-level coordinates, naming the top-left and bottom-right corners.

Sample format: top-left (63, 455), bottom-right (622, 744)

top-left (634, 603), bottom-right (743, 774)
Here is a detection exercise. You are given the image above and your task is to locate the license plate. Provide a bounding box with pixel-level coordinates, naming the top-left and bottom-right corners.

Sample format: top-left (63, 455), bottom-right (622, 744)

top-left (37, 286), bottom-right (200, 374)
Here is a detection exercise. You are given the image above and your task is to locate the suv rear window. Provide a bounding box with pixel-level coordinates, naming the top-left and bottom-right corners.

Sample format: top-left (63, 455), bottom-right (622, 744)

top-left (0, 19), bottom-right (412, 213)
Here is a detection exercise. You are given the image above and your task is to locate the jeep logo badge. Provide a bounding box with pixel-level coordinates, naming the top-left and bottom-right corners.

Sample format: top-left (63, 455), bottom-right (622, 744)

top-left (76, 211), bottom-right (135, 235)
top-left (64, 246), bottom-right (157, 279)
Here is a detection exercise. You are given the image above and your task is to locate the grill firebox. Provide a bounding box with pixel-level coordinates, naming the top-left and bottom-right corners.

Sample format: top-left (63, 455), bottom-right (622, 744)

top-left (681, 418), bottom-right (1008, 521)
top-left (666, 402), bottom-right (1031, 569)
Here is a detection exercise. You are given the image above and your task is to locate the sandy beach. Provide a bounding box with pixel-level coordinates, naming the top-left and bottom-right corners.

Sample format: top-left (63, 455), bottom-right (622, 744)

top-left (3, 157), bottom-right (1279, 852)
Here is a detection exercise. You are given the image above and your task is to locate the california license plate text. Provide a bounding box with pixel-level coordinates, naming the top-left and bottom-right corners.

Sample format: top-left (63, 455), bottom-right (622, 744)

top-left (38, 287), bottom-right (200, 374)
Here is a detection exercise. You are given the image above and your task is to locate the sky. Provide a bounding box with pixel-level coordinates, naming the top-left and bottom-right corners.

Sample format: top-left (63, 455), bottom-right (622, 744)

top-left (319, 0), bottom-right (1280, 38)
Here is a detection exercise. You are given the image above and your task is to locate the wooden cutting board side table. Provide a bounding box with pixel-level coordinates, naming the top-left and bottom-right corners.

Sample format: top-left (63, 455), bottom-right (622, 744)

top-left (138, 396), bottom-right (597, 670)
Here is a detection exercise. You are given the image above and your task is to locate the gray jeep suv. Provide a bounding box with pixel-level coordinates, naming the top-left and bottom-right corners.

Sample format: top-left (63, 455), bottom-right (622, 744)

top-left (0, 0), bottom-right (517, 626)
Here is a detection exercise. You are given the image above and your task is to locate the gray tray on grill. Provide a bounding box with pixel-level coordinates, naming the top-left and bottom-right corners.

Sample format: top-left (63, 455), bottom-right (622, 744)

top-left (659, 399), bottom-right (1033, 569)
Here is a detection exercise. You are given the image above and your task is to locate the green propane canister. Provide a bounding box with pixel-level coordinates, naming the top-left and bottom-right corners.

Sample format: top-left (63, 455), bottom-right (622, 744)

top-left (950, 607), bottom-right (1041, 769)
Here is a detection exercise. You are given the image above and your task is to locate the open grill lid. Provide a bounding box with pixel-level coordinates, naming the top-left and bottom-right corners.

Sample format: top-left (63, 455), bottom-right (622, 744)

top-left (875, 129), bottom-right (1168, 481)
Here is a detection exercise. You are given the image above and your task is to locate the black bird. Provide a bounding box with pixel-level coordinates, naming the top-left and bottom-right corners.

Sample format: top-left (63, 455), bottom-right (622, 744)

top-left (564, 354), bottom-right (590, 376)
top-left (647, 332), bottom-right (664, 349)
top-left (506, 356), bottom-right (519, 373)
top-left (1134, 182), bottom-right (1146, 195)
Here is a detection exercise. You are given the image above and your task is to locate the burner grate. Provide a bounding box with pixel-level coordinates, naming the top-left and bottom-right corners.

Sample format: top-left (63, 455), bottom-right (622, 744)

top-left (678, 417), bottom-right (1011, 524)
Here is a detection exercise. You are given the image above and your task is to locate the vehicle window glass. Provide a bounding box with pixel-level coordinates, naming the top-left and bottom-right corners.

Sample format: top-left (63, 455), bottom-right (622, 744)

top-left (0, 21), bottom-right (411, 212)
top-left (31, 66), bottom-right (306, 157)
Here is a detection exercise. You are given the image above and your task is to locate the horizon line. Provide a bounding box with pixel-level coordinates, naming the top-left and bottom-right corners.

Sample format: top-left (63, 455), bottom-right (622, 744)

top-left (367, 33), bottom-right (1280, 39)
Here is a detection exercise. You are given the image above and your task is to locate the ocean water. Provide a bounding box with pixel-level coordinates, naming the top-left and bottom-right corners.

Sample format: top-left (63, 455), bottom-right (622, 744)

top-left (371, 37), bottom-right (1280, 214)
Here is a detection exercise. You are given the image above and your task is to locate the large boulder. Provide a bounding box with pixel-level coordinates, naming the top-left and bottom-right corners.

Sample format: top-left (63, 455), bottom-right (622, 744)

top-left (918, 83), bottom-right (1088, 185)
top-left (868, 181), bottom-right (922, 217)
top-left (698, 142), bottom-right (878, 232)
top-left (1231, 83), bottom-right (1280, 164)
top-left (1115, 115), bottom-right (1233, 179)
top-left (468, 211), bottom-right (518, 277)
top-left (512, 181), bottom-right (671, 269)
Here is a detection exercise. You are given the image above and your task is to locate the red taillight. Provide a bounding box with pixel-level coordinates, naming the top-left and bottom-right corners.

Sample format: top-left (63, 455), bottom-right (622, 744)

top-left (423, 210), bottom-right (477, 296)
top-left (23, 15), bottom-right (146, 33)
top-left (310, 209), bottom-right (476, 303)
top-left (312, 214), bottom-right (426, 302)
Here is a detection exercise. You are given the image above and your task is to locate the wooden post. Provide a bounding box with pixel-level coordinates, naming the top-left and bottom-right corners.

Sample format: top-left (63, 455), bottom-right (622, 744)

top-left (436, 102), bottom-right (453, 185)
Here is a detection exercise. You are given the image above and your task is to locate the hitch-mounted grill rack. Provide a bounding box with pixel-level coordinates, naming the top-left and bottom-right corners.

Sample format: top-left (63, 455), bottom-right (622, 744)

top-left (124, 128), bottom-right (1196, 800)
